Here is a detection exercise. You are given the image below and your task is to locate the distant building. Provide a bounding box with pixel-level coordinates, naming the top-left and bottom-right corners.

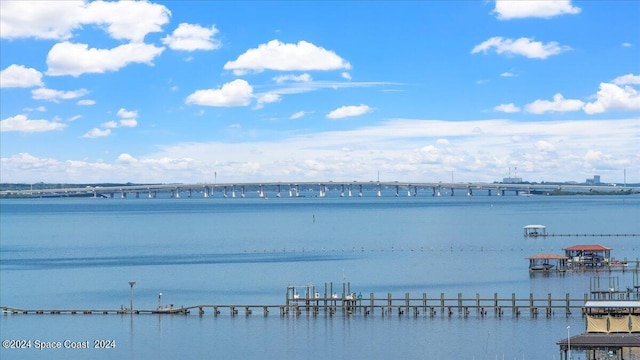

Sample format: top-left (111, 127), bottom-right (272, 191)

top-left (502, 177), bottom-right (523, 184)
top-left (586, 175), bottom-right (601, 185)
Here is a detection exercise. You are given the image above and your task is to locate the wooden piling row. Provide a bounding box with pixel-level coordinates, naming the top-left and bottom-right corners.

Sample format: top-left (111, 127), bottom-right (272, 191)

top-left (5, 292), bottom-right (631, 319)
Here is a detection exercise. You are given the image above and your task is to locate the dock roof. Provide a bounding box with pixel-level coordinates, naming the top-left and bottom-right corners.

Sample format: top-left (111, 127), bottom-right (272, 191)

top-left (557, 333), bottom-right (640, 349)
top-left (524, 224), bottom-right (546, 229)
top-left (563, 244), bottom-right (612, 251)
top-left (527, 254), bottom-right (567, 260)
top-left (585, 301), bottom-right (640, 308)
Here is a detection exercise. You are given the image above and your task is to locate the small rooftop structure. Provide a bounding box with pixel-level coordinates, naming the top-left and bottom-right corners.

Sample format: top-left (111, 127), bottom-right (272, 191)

top-left (523, 224), bottom-right (546, 237)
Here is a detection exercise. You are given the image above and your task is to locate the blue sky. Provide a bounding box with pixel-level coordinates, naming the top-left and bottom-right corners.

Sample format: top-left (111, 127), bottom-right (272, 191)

top-left (1, 0), bottom-right (638, 184)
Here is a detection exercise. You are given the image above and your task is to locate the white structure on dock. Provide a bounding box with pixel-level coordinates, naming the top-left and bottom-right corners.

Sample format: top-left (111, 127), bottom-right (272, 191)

top-left (524, 224), bottom-right (547, 237)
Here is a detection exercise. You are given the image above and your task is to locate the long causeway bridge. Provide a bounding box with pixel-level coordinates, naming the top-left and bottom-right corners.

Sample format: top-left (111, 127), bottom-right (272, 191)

top-left (1, 181), bottom-right (635, 198)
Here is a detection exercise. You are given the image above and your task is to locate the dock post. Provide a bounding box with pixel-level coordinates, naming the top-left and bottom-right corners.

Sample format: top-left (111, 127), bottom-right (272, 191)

top-left (457, 293), bottom-right (462, 314)
top-left (530, 293), bottom-right (535, 317)
top-left (475, 293), bottom-right (480, 315)
top-left (387, 293), bottom-right (392, 316)
top-left (370, 293), bottom-right (374, 316)
top-left (440, 293), bottom-right (445, 315)
top-left (494, 293), bottom-right (498, 316)
top-left (422, 293), bottom-right (427, 315)
top-left (405, 293), bottom-right (410, 315)
top-left (565, 293), bottom-right (571, 316)
top-left (263, 306), bottom-right (269, 317)
top-left (213, 306), bottom-right (219, 317)
top-left (547, 293), bottom-right (552, 317)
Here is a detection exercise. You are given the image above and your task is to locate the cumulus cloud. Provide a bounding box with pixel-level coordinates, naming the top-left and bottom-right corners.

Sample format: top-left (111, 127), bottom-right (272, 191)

top-left (612, 73), bottom-right (640, 86)
top-left (185, 79), bottom-right (254, 107)
top-left (0, 64), bottom-right (44, 88)
top-left (535, 140), bottom-right (556, 152)
top-left (77, 99), bottom-right (96, 106)
top-left (493, 0), bottom-right (581, 20)
top-left (525, 93), bottom-right (584, 114)
top-left (31, 87), bottom-right (89, 102)
top-left (471, 37), bottom-right (570, 59)
top-left (0, 114), bottom-right (66, 132)
top-left (81, 1), bottom-right (170, 42)
top-left (82, 128), bottom-right (111, 138)
top-left (162, 23), bottom-right (221, 51)
top-left (494, 103), bottom-right (520, 113)
top-left (224, 40), bottom-right (351, 75)
top-left (326, 104), bottom-right (373, 119)
top-left (2, 118), bottom-right (638, 183)
top-left (46, 42), bottom-right (165, 77)
top-left (583, 83), bottom-right (640, 114)
top-left (0, 1), bottom-right (170, 42)
top-left (254, 93), bottom-right (281, 109)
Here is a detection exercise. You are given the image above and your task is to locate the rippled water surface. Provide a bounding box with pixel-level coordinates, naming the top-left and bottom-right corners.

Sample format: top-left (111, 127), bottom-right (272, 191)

top-left (1, 194), bottom-right (639, 359)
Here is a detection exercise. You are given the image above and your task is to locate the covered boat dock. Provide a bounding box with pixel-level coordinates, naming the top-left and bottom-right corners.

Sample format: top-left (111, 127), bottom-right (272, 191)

top-left (565, 245), bottom-right (612, 268)
top-left (524, 224), bottom-right (547, 237)
top-left (527, 254), bottom-right (568, 272)
top-left (557, 301), bottom-right (640, 359)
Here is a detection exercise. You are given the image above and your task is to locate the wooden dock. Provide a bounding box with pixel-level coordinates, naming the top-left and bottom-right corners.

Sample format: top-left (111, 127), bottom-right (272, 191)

top-left (4, 292), bottom-right (638, 319)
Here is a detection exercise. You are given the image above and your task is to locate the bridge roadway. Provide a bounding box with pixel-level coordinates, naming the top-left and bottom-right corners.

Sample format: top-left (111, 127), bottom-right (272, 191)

top-left (1, 181), bottom-right (635, 198)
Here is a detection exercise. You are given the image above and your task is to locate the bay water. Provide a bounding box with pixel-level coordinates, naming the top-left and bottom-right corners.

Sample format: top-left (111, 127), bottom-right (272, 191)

top-left (1, 192), bottom-right (639, 359)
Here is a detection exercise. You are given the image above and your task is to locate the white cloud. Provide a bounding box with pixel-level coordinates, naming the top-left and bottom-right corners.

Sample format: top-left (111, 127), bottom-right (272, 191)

top-left (493, 0), bottom-right (581, 20)
top-left (471, 37), bottom-right (570, 59)
top-left (31, 87), bottom-right (89, 102)
top-left (162, 23), bottom-right (221, 51)
top-left (326, 104), bottom-right (373, 119)
top-left (0, 1), bottom-right (85, 40)
top-left (612, 73), bottom-right (640, 86)
top-left (2, 118), bottom-right (638, 183)
top-left (77, 99), bottom-right (96, 106)
top-left (185, 79), bottom-right (254, 107)
top-left (0, 64), bottom-right (44, 88)
top-left (622, 42), bottom-right (633, 48)
top-left (290, 111), bottom-right (306, 120)
top-left (0, 1), bottom-right (170, 42)
top-left (525, 93), bottom-right (584, 114)
top-left (82, 1), bottom-right (170, 42)
top-left (101, 121), bottom-right (118, 129)
top-left (583, 83), bottom-right (640, 114)
top-left (254, 93), bottom-right (281, 109)
top-left (82, 128), bottom-right (111, 138)
top-left (224, 40), bottom-right (351, 75)
top-left (342, 72), bottom-right (352, 80)
top-left (117, 108), bottom-right (138, 119)
top-left (119, 119), bottom-right (138, 128)
top-left (273, 73), bottom-right (312, 84)
top-left (46, 42), bottom-right (165, 77)
top-left (494, 103), bottom-right (520, 113)
top-left (535, 140), bottom-right (556, 152)
top-left (500, 72), bottom-right (517, 77)
top-left (0, 114), bottom-right (66, 133)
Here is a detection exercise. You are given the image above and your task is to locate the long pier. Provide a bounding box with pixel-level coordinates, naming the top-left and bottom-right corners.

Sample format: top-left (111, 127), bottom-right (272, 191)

top-left (2, 181), bottom-right (636, 198)
top-left (4, 292), bottom-right (638, 319)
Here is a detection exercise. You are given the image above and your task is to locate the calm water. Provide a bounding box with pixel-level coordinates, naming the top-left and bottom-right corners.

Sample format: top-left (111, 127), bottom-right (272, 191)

top-left (1, 193), bottom-right (639, 359)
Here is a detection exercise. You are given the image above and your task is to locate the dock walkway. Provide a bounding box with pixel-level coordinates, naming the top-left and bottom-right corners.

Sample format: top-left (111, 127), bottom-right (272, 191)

top-left (4, 292), bottom-right (637, 319)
